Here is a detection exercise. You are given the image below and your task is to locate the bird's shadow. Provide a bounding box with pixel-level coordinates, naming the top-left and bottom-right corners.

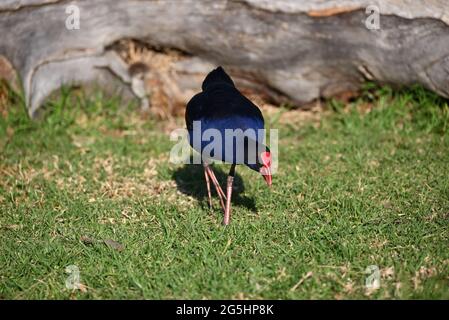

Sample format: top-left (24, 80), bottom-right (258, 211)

top-left (172, 164), bottom-right (257, 213)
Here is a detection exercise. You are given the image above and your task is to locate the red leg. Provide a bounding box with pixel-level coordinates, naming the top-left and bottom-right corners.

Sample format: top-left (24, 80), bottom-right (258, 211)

top-left (223, 164), bottom-right (236, 225)
top-left (204, 164), bottom-right (226, 212)
top-left (203, 166), bottom-right (213, 210)
top-left (206, 166), bottom-right (226, 200)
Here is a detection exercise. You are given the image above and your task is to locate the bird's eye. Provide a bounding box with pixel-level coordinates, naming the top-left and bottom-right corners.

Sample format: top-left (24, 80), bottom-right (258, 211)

top-left (261, 151), bottom-right (271, 167)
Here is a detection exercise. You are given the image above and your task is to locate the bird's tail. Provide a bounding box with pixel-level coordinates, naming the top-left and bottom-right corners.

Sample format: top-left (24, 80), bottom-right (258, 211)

top-left (202, 66), bottom-right (235, 91)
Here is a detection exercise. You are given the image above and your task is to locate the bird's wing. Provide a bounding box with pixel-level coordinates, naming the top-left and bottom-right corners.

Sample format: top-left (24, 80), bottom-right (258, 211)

top-left (185, 92), bottom-right (205, 131)
top-left (201, 86), bottom-right (265, 129)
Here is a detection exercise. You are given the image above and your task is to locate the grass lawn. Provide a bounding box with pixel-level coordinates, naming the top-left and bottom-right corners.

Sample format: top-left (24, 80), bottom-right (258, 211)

top-left (0, 84), bottom-right (448, 299)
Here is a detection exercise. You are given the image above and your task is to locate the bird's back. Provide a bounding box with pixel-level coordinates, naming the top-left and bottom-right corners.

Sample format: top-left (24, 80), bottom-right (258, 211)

top-left (186, 67), bottom-right (266, 164)
top-left (186, 67), bottom-right (264, 131)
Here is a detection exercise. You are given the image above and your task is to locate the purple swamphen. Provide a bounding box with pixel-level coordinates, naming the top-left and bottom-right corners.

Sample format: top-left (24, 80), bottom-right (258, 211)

top-left (185, 66), bottom-right (272, 225)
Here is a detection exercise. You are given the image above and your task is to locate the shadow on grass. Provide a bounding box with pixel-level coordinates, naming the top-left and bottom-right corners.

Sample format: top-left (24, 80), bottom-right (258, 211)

top-left (172, 164), bottom-right (257, 213)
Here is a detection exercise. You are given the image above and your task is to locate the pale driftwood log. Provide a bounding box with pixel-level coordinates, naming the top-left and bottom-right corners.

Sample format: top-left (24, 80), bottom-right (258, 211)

top-left (0, 0), bottom-right (448, 117)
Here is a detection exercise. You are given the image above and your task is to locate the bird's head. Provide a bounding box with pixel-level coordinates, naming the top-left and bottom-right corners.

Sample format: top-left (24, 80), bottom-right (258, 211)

top-left (247, 146), bottom-right (272, 187)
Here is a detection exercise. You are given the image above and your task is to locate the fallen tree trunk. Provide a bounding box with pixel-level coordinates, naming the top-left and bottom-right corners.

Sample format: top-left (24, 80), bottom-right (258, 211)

top-left (1, 0), bottom-right (449, 117)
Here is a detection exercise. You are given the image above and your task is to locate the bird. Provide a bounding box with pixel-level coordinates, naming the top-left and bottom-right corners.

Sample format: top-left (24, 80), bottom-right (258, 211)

top-left (185, 66), bottom-right (272, 225)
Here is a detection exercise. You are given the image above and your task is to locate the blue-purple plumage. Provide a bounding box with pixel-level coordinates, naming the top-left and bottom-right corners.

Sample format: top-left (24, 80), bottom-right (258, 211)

top-left (184, 66), bottom-right (272, 225)
top-left (185, 67), bottom-right (267, 170)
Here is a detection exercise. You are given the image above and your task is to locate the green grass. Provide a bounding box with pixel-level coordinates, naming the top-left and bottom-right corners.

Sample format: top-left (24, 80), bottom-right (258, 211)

top-left (0, 84), bottom-right (448, 299)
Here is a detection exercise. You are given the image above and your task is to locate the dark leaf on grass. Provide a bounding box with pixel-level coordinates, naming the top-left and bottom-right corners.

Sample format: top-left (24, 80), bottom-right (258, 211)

top-left (103, 239), bottom-right (124, 251)
top-left (80, 236), bottom-right (96, 245)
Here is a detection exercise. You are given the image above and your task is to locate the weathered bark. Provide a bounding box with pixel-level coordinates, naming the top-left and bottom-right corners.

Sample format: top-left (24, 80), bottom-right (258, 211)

top-left (0, 0), bottom-right (448, 117)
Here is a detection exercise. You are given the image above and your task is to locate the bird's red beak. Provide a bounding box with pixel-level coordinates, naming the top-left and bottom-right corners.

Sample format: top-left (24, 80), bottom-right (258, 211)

top-left (260, 165), bottom-right (272, 187)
